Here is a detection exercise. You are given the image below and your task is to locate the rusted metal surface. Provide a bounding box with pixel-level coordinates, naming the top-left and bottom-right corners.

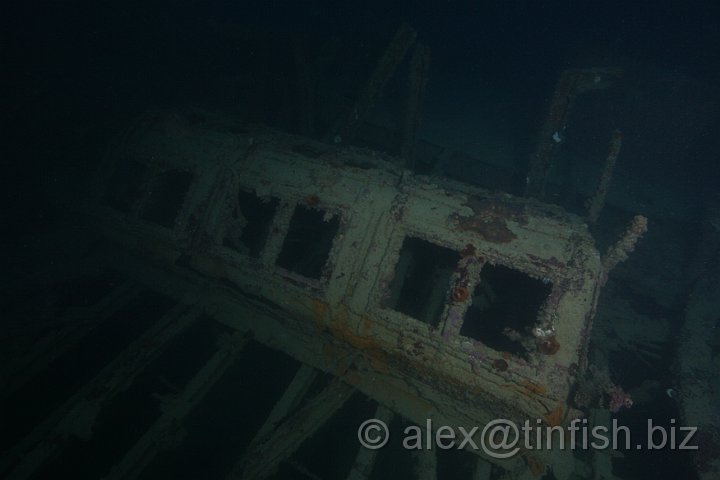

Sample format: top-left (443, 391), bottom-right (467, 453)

top-left (89, 107), bottom-right (607, 475)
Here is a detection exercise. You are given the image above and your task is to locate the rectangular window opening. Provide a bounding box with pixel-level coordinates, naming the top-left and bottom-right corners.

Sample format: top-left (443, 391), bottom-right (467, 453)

top-left (141, 170), bottom-right (194, 228)
top-left (276, 204), bottom-right (340, 280)
top-left (224, 190), bottom-right (279, 258)
top-left (386, 237), bottom-right (458, 328)
top-left (460, 264), bottom-right (552, 358)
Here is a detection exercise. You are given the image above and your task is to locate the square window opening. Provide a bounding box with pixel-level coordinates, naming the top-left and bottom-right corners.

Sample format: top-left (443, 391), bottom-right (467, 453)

top-left (460, 264), bottom-right (552, 358)
top-left (141, 170), bottom-right (194, 228)
top-left (224, 190), bottom-right (279, 258)
top-left (386, 237), bottom-right (458, 328)
top-left (276, 204), bottom-right (340, 280)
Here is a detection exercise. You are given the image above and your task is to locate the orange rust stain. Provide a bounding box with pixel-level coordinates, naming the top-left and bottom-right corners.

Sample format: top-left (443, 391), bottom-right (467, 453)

top-left (326, 314), bottom-right (446, 413)
top-left (451, 285), bottom-right (470, 302)
top-left (344, 372), bottom-right (362, 386)
top-left (329, 316), bottom-right (376, 351)
top-left (520, 380), bottom-right (545, 395)
top-left (454, 216), bottom-right (517, 243)
top-left (334, 357), bottom-right (354, 377)
top-left (330, 351), bottom-right (435, 413)
top-left (368, 355), bottom-right (391, 374)
top-left (325, 311), bottom-right (484, 405)
top-left (311, 299), bottom-right (328, 331)
top-left (543, 404), bottom-right (565, 427)
top-left (460, 243), bottom-right (476, 257)
top-left (515, 380), bottom-right (547, 398)
top-left (327, 312), bottom-right (395, 378)
top-left (360, 316), bottom-right (373, 336)
top-left (538, 335), bottom-right (560, 355)
top-left (321, 343), bottom-right (334, 357)
top-left (304, 194), bottom-right (320, 206)
top-left (524, 454), bottom-right (545, 477)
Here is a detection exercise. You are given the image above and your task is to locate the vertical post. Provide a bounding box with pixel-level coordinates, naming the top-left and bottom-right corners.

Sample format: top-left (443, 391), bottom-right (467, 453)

top-left (346, 404), bottom-right (394, 480)
top-left (586, 129), bottom-right (623, 223)
top-left (401, 43), bottom-right (431, 169)
top-left (524, 70), bottom-right (580, 199)
top-left (601, 215), bottom-right (648, 281)
top-left (294, 35), bottom-right (316, 136)
top-left (524, 68), bottom-right (622, 200)
top-left (332, 23), bottom-right (417, 143)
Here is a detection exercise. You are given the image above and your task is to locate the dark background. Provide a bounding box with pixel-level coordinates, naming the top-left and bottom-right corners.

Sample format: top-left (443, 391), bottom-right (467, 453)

top-left (5, 0), bottom-right (720, 231)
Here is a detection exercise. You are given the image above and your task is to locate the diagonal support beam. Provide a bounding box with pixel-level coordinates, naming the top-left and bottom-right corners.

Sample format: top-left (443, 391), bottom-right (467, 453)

top-left (333, 23), bottom-right (417, 143)
top-left (224, 363), bottom-right (319, 479)
top-left (105, 331), bottom-right (251, 479)
top-left (232, 378), bottom-right (355, 480)
top-left (346, 404), bottom-right (394, 480)
top-left (3, 304), bottom-right (201, 480)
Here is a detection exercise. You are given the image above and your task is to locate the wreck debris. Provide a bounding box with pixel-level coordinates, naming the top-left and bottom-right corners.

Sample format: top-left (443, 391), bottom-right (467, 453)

top-left (0, 276), bottom-right (141, 402)
top-left (79, 108), bottom-right (648, 477)
top-left (589, 409), bottom-right (618, 479)
top-left (347, 404), bottom-right (395, 480)
top-left (586, 129), bottom-right (623, 223)
top-left (524, 67), bottom-right (622, 200)
top-left (226, 364), bottom-right (323, 479)
top-left (412, 448), bottom-right (438, 480)
top-left (601, 214), bottom-right (648, 279)
top-left (107, 331), bottom-right (250, 479)
top-left (572, 365), bottom-right (633, 413)
top-left (234, 379), bottom-right (355, 479)
top-left (677, 239), bottom-right (720, 479)
top-left (1, 304), bottom-right (203, 480)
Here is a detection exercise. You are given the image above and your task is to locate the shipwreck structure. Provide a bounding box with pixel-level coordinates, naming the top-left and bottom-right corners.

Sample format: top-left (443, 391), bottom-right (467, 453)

top-left (4, 13), bottom-right (705, 476)
top-left (54, 107), bottom-right (632, 478)
top-left (2, 55), bottom-right (651, 478)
